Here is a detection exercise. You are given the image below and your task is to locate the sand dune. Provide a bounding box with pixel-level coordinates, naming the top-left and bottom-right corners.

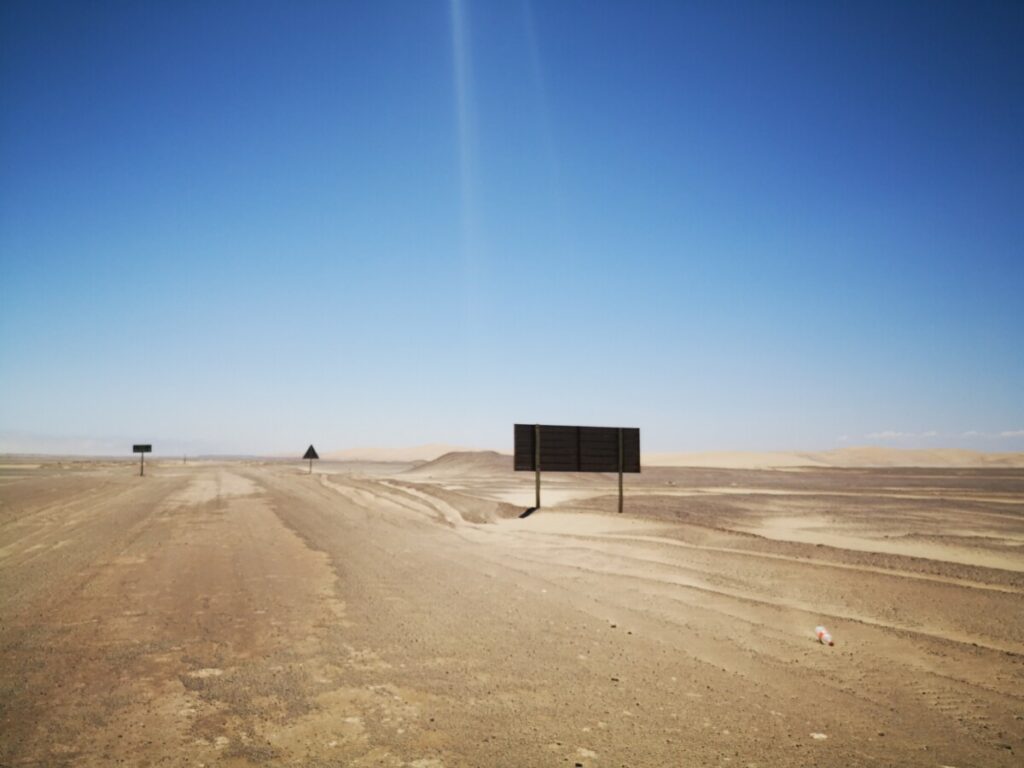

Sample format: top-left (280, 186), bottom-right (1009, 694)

top-left (817, 446), bottom-right (1024, 467)
top-left (400, 450), bottom-right (512, 477)
top-left (398, 447), bottom-right (1024, 475)
top-left (643, 450), bottom-right (827, 469)
top-left (645, 446), bottom-right (1024, 468)
top-left (322, 443), bottom-right (475, 462)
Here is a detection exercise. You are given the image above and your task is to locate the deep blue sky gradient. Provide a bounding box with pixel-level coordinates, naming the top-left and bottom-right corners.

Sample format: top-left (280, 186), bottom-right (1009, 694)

top-left (2, 1), bottom-right (1022, 454)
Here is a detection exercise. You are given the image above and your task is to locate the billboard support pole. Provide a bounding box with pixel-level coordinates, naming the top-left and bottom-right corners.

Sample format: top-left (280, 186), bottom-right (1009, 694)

top-left (140, 452), bottom-right (145, 477)
top-left (513, 425), bottom-right (638, 515)
top-left (617, 428), bottom-right (624, 513)
top-left (534, 424), bottom-right (541, 509)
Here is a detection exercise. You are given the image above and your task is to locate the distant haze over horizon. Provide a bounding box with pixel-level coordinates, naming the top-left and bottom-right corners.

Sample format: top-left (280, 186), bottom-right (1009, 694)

top-left (2, 3), bottom-right (1022, 455)
top-left (3, 432), bottom-right (1024, 462)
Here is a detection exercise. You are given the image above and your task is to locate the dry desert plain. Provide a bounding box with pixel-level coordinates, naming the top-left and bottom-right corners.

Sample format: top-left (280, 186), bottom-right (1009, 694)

top-left (0, 452), bottom-right (1022, 767)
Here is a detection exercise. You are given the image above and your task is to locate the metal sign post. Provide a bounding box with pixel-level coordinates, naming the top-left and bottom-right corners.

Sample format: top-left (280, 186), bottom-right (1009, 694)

top-left (133, 444), bottom-right (152, 476)
top-left (303, 445), bottom-right (319, 474)
top-left (618, 428), bottom-right (624, 514)
top-left (534, 424), bottom-right (541, 509)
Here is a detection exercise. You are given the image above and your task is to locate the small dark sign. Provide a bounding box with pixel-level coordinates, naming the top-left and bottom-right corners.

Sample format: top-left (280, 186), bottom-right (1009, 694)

top-left (303, 445), bottom-right (319, 474)
top-left (513, 424), bottom-right (640, 473)
top-left (132, 444), bottom-right (152, 477)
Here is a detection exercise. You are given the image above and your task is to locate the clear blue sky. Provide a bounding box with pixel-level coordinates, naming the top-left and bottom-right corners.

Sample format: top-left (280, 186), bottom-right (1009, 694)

top-left (2, 1), bottom-right (1022, 456)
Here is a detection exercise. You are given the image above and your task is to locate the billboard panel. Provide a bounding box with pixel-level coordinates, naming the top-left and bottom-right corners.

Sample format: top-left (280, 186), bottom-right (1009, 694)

top-left (513, 424), bottom-right (640, 473)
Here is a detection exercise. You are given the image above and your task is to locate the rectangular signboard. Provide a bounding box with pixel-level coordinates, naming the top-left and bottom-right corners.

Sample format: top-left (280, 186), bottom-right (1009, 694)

top-left (133, 444), bottom-right (152, 453)
top-left (514, 424), bottom-right (640, 473)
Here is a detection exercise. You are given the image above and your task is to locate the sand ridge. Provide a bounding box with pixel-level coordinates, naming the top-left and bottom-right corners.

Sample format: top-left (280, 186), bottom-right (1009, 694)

top-left (644, 446), bottom-right (1024, 468)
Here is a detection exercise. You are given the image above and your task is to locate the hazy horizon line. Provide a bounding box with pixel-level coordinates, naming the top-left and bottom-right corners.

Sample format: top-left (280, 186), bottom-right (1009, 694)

top-left (4, 443), bottom-right (1024, 460)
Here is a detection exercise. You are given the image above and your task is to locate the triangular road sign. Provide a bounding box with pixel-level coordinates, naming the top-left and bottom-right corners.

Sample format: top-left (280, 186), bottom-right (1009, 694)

top-left (303, 445), bottom-right (319, 460)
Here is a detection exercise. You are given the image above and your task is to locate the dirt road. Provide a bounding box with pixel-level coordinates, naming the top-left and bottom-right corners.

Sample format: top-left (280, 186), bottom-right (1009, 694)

top-left (1, 461), bottom-right (1021, 766)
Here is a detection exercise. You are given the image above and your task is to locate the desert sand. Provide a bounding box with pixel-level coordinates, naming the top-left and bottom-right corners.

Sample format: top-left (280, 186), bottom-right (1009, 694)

top-left (324, 444), bottom-right (477, 463)
top-left (1, 453), bottom-right (1022, 766)
top-left (644, 447), bottom-right (1024, 469)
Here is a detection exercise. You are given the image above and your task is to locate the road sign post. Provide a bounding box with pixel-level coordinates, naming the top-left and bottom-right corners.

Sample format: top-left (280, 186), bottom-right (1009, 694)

top-left (133, 444), bottom-right (152, 477)
top-left (303, 445), bottom-right (319, 474)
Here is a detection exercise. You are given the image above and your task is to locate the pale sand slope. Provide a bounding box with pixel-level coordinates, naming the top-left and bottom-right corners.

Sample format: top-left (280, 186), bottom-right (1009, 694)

top-left (646, 446), bottom-right (1024, 468)
top-left (323, 443), bottom-right (477, 462)
top-left (401, 450), bottom-right (511, 478)
top-left (390, 447), bottom-right (1024, 477)
top-left (379, 447), bottom-right (1024, 474)
top-left (645, 450), bottom-right (829, 468)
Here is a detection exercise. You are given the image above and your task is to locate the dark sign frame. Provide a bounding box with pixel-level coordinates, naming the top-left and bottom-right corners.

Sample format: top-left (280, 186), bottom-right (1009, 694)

top-left (132, 444), bottom-right (151, 476)
top-left (514, 424), bottom-right (639, 473)
top-left (303, 445), bottom-right (319, 474)
top-left (513, 424), bottom-right (640, 513)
